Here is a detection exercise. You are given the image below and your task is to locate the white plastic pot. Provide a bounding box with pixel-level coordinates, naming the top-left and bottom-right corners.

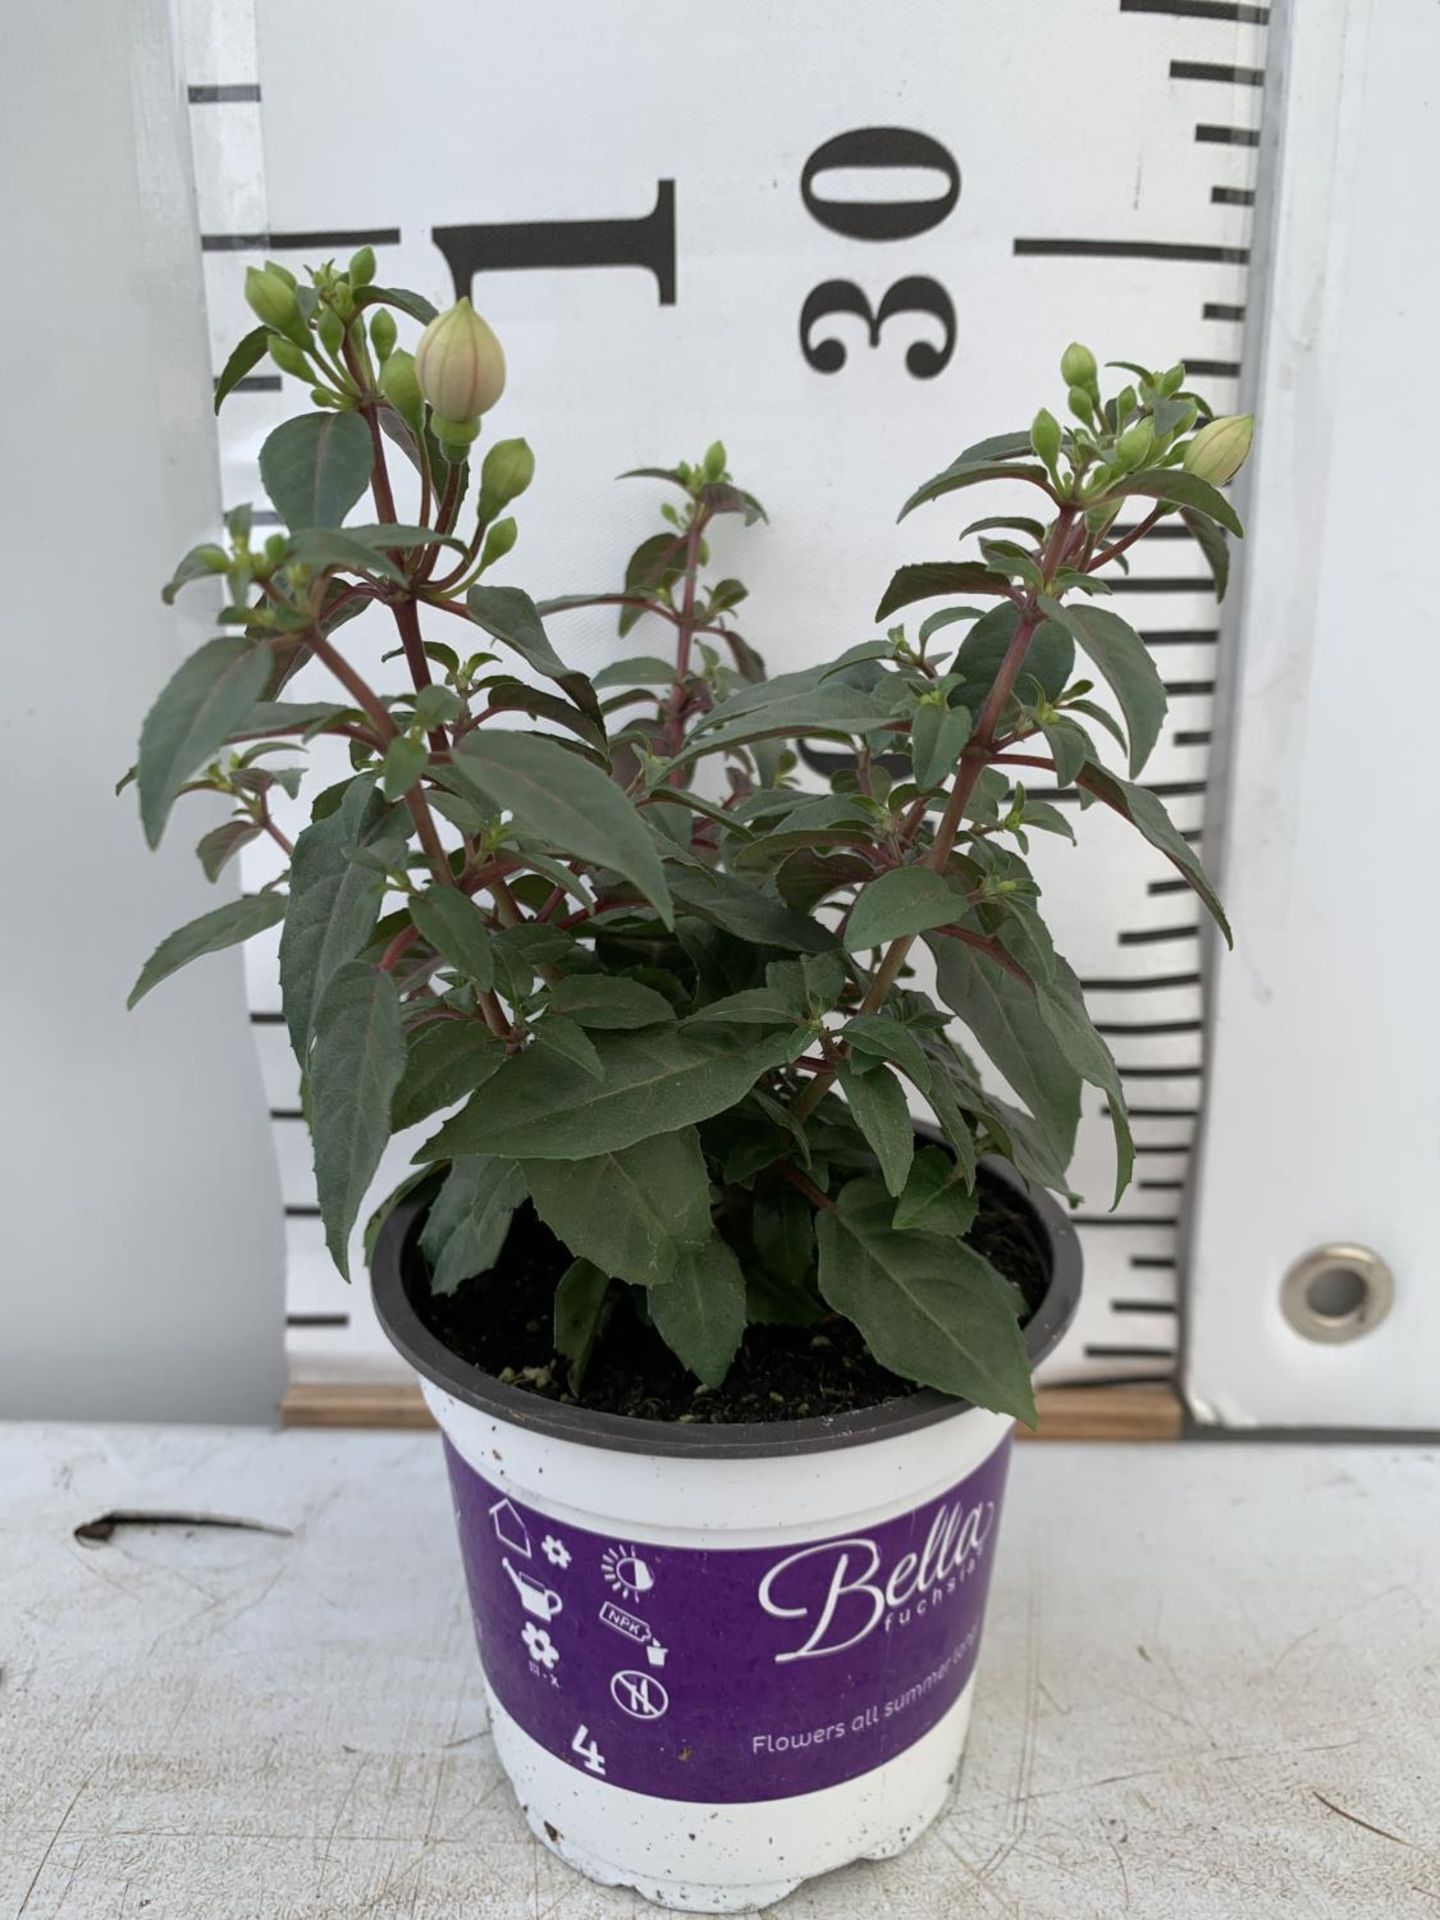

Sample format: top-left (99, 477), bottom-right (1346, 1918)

top-left (372, 1166), bottom-right (1080, 1913)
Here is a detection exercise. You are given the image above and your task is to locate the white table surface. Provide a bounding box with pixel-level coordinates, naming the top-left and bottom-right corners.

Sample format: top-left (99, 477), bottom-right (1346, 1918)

top-left (3, 1425), bottom-right (1437, 1918)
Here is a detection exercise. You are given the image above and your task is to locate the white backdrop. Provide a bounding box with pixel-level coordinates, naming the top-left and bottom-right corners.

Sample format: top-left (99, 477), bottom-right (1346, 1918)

top-left (178, 0), bottom-right (1268, 1386)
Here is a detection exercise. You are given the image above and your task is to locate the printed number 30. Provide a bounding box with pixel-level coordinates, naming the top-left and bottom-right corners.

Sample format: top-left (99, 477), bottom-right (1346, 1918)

top-left (798, 128), bottom-right (961, 380)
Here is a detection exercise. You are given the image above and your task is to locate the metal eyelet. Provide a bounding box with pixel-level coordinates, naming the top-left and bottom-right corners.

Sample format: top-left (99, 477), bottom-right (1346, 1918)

top-left (1280, 1244), bottom-right (1394, 1344)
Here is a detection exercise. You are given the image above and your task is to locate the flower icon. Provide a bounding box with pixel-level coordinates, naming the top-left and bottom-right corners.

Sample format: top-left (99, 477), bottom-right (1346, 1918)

top-left (541, 1535), bottom-right (572, 1569)
top-left (522, 1622), bottom-right (560, 1670)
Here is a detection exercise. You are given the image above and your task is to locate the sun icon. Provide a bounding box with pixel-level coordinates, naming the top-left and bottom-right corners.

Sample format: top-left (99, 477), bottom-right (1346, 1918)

top-left (601, 1543), bottom-right (655, 1601)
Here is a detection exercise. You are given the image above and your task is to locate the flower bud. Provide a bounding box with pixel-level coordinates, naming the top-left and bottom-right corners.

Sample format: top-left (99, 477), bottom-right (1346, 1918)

top-left (369, 308), bottom-right (398, 363)
top-left (703, 439), bottom-right (727, 480)
top-left (262, 259), bottom-right (298, 291)
top-left (1116, 419), bottom-right (1155, 469)
top-left (433, 415), bottom-right (481, 462)
top-left (316, 306), bottom-right (344, 356)
top-left (196, 544), bottom-right (230, 574)
top-left (263, 533), bottom-right (289, 564)
top-left (479, 516), bottom-right (518, 572)
top-left (1067, 384), bottom-right (1094, 424)
top-left (414, 298), bottom-right (506, 425)
top-left (379, 348), bottom-right (424, 428)
top-left (1060, 341), bottom-right (1097, 389)
top-left (478, 437), bottom-right (535, 519)
top-left (245, 265), bottom-right (301, 336)
top-left (1183, 413), bottom-right (1254, 486)
top-left (268, 335), bottom-right (312, 380)
top-left (1030, 407), bottom-right (1062, 470)
top-left (348, 245), bottom-right (376, 288)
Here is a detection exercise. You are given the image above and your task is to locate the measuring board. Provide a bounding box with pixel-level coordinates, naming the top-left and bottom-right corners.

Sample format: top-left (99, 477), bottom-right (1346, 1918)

top-left (176, 0), bottom-right (1270, 1388)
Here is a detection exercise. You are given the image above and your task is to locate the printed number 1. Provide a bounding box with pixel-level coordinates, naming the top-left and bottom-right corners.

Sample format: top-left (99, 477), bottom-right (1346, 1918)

top-left (570, 1724), bottom-right (607, 1776)
top-left (434, 183), bottom-right (676, 307)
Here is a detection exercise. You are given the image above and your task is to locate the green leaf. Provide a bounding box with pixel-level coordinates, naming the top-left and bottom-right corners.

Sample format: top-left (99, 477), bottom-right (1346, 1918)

top-left (161, 544), bottom-right (226, 607)
top-left (362, 1167), bottom-right (433, 1270)
top-left (954, 602), bottom-right (1073, 705)
top-left (366, 285), bottom-right (438, 325)
top-left (392, 1020), bottom-right (504, 1130)
top-left (420, 1025), bottom-right (795, 1162)
top-left (649, 1234), bottom-right (748, 1386)
top-left (420, 1155), bottom-right (525, 1295)
top-left (817, 1176), bottom-right (1034, 1420)
top-left (259, 412), bottom-right (373, 531)
top-left (137, 636), bottom-right (271, 846)
top-left (534, 1013), bottom-right (604, 1080)
top-left (466, 585), bottom-right (600, 722)
top-left (454, 730), bottom-right (672, 927)
top-left (591, 655), bottom-right (676, 690)
top-left (927, 931), bottom-right (1081, 1174)
top-left (892, 1146), bottom-right (978, 1235)
top-left (1034, 956), bottom-right (1134, 1205)
top-left (1078, 764), bottom-right (1232, 945)
top-left (910, 701), bottom-right (972, 790)
top-left (1039, 717), bottom-right (1091, 789)
top-left (409, 887), bottom-right (496, 989)
top-left (195, 818), bottom-right (262, 881)
top-left (682, 679), bottom-right (896, 760)
top-left (227, 700), bottom-right (356, 742)
top-left (554, 1259), bottom-right (612, 1393)
top-left (279, 780), bottom-right (405, 1064)
top-left (897, 459), bottom-right (1052, 522)
top-left (128, 892), bottom-right (285, 1008)
top-left (874, 562), bottom-right (1016, 623)
top-left (843, 1014), bottom-right (932, 1091)
top-left (1040, 599), bottom-right (1167, 776)
top-left (959, 514), bottom-right (1047, 545)
top-left (667, 865), bottom-right (836, 954)
top-left (838, 1060), bottom-right (915, 1198)
top-left (284, 528), bottom-right (405, 586)
top-left (1181, 507), bottom-right (1230, 602)
top-left (309, 961), bottom-right (406, 1278)
top-left (547, 975), bottom-right (675, 1029)
top-left (522, 1127), bottom-right (712, 1286)
top-left (845, 867), bottom-right (967, 952)
top-left (752, 1181), bottom-right (816, 1288)
top-left (380, 735), bottom-right (427, 800)
top-left (1117, 467), bottom-right (1244, 539)
top-left (213, 324), bottom-right (271, 414)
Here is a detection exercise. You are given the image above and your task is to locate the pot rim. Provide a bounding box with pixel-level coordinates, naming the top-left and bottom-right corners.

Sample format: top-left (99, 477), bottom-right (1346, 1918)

top-left (370, 1153), bottom-right (1082, 1461)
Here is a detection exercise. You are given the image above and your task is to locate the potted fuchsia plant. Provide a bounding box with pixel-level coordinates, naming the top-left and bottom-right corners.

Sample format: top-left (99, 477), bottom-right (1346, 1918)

top-left (130, 252), bottom-right (1250, 1912)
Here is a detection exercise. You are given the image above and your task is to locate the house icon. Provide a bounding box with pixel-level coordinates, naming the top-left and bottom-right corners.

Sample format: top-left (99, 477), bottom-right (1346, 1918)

top-left (489, 1498), bottom-right (532, 1558)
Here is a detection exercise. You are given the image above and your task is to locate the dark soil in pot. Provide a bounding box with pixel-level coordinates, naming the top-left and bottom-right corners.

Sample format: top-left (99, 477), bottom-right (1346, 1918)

top-left (407, 1167), bottom-right (1051, 1426)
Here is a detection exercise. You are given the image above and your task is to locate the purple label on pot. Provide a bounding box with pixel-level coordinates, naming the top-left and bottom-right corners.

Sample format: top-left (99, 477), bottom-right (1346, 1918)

top-left (444, 1435), bottom-right (1011, 1803)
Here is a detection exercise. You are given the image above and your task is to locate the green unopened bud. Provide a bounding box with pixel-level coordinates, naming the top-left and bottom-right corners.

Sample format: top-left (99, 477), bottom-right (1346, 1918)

top-left (432, 414), bottom-right (480, 451)
top-left (245, 265), bottom-right (300, 336)
top-left (348, 245), bottom-right (376, 287)
top-left (1182, 413), bottom-right (1254, 486)
top-left (479, 516), bottom-right (518, 572)
top-left (1030, 407), bottom-right (1062, 470)
top-left (1116, 419), bottom-right (1155, 469)
top-left (414, 298), bottom-right (506, 425)
top-left (262, 260), bottom-right (298, 291)
top-left (1060, 341), bottom-right (1097, 389)
top-left (330, 282), bottom-right (355, 321)
top-left (478, 437), bottom-right (535, 519)
top-left (1161, 362), bottom-right (1186, 396)
top-left (316, 307), bottom-right (344, 356)
top-left (268, 335), bottom-right (312, 380)
top-left (195, 544), bottom-right (230, 574)
top-left (369, 308), bottom-right (398, 363)
top-left (378, 348), bottom-right (424, 428)
top-left (309, 387), bottom-right (343, 409)
top-left (263, 533), bottom-right (289, 564)
top-left (703, 439), bottom-right (727, 480)
top-left (1067, 384), bottom-right (1094, 424)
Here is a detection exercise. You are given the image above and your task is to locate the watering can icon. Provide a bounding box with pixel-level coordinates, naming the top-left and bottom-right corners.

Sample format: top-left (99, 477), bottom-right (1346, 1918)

top-left (503, 1557), bottom-right (564, 1622)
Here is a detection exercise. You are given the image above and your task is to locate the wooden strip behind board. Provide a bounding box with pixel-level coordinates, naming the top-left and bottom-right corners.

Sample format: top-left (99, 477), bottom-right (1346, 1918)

top-left (282, 1381), bottom-right (1184, 1442)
